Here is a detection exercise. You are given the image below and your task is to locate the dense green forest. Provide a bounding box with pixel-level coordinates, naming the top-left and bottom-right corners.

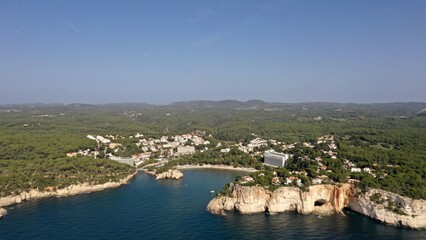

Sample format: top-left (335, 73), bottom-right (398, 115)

top-left (1, 102), bottom-right (425, 199)
top-left (155, 148), bottom-right (263, 173)
top-left (0, 158), bottom-right (134, 197)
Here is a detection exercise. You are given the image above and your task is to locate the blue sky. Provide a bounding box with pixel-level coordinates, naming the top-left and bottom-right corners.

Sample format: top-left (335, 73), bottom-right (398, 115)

top-left (1, 0), bottom-right (425, 104)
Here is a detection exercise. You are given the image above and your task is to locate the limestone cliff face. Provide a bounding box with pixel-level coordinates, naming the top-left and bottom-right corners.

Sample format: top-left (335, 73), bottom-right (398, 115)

top-left (234, 185), bottom-right (271, 214)
top-left (0, 208), bottom-right (6, 218)
top-left (207, 196), bottom-right (236, 215)
top-left (350, 188), bottom-right (426, 229)
top-left (155, 169), bottom-right (183, 180)
top-left (207, 184), bottom-right (426, 229)
top-left (0, 173), bottom-right (136, 210)
top-left (207, 184), bottom-right (355, 216)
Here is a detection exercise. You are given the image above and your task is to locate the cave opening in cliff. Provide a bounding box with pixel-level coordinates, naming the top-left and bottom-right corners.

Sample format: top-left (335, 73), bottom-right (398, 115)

top-left (314, 199), bottom-right (327, 207)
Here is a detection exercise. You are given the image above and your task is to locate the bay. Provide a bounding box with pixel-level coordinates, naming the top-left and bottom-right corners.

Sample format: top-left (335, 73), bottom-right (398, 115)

top-left (0, 169), bottom-right (425, 239)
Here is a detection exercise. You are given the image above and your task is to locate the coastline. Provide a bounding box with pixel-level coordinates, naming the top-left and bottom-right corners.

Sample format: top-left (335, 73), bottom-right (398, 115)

top-left (207, 183), bottom-right (426, 229)
top-left (177, 164), bottom-right (257, 172)
top-left (136, 163), bottom-right (257, 181)
top-left (0, 172), bottom-right (136, 218)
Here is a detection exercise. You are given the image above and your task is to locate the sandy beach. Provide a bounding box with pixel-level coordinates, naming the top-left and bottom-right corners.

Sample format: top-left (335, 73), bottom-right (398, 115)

top-left (177, 164), bottom-right (257, 173)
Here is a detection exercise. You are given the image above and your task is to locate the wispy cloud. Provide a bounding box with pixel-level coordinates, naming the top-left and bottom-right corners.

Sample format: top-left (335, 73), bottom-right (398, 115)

top-left (190, 34), bottom-right (223, 51)
top-left (195, 8), bottom-right (211, 17)
top-left (9, 28), bottom-right (21, 35)
top-left (260, 0), bottom-right (293, 12)
top-left (188, 18), bottom-right (256, 52)
top-left (68, 23), bottom-right (80, 33)
top-left (188, 7), bottom-right (211, 24)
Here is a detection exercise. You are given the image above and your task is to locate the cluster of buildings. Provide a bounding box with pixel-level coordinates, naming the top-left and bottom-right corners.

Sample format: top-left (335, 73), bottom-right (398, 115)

top-left (66, 149), bottom-right (97, 158)
top-left (236, 138), bottom-right (269, 153)
top-left (233, 135), bottom-right (340, 162)
top-left (134, 133), bottom-right (209, 158)
top-left (68, 131), bottom-right (378, 186)
top-left (257, 135), bottom-right (377, 186)
top-left (260, 135), bottom-right (339, 168)
top-left (67, 132), bottom-right (210, 166)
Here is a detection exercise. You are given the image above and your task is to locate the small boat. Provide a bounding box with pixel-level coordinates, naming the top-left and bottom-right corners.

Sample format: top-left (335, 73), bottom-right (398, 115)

top-left (210, 190), bottom-right (215, 193)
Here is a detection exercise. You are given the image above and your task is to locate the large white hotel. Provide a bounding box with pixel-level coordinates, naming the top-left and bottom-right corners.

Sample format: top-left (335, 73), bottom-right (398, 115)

top-left (264, 150), bottom-right (290, 167)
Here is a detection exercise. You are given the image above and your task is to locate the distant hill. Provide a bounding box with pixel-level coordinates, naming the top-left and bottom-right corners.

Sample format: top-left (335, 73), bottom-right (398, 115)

top-left (169, 99), bottom-right (277, 109)
top-left (2, 101), bottom-right (426, 117)
top-left (168, 100), bottom-right (426, 116)
top-left (169, 100), bottom-right (361, 110)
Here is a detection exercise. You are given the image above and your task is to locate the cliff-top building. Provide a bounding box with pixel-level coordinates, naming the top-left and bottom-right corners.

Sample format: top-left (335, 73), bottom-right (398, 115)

top-left (264, 150), bottom-right (290, 167)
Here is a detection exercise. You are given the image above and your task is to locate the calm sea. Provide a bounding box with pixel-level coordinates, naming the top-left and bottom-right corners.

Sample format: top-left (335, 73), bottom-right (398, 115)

top-left (0, 169), bottom-right (425, 240)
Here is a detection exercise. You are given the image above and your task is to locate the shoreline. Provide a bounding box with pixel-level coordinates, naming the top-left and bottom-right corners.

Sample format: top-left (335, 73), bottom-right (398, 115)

top-left (207, 183), bottom-right (426, 229)
top-left (0, 172), bottom-right (136, 218)
top-left (176, 164), bottom-right (257, 173)
top-left (137, 163), bottom-right (257, 181)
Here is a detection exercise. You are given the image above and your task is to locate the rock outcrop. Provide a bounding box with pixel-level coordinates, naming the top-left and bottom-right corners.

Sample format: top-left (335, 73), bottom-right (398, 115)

top-left (207, 184), bottom-right (426, 229)
top-left (155, 169), bottom-right (183, 180)
top-left (350, 188), bottom-right (426, 229)
top-left (0, 208), bottom-right (6, 218)
top-left (140, 168), bottom-right (156, 176)
top-left (0, 173), bottom-right (136, 210)
top-left (208, 183), bottom-right (355, 216)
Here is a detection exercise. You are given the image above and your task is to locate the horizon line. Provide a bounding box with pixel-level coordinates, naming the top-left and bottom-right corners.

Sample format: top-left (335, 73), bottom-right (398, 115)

top-left (1, 99), bottom-right (426, 107)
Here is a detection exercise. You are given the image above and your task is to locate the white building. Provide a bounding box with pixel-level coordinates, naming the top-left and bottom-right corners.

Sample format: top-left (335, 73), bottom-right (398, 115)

top-left (177, 146), bottom-right (196, 156)
top-left (264, 150), bottom-right (290, 167)
top-left (220, 148), bottom-right (231, 153)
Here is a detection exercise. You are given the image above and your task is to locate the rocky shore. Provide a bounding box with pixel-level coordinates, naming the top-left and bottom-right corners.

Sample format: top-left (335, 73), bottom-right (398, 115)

top-left (140, 164), bottom-right (256, 181)
top-left (0, 173), bottom-right (136, 218)
top-left (207, 183), bottom-right (426, 229)
top-left (208, 183), bottom-right (354, 215)
top-left (350, 188), bottom-right (426, 229)
top-left (155, 169), bottom-right (184, 180)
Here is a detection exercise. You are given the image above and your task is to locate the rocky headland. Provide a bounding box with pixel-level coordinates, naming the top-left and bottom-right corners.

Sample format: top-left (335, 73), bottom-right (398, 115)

top-left (350, 188), bottom-right (426, 229)
top-left (0, 173), bottom-right (136, 218)
top-left (207, 183), bottom-right (426, 229)
top-left (155, 169), bottom-right (184, 180)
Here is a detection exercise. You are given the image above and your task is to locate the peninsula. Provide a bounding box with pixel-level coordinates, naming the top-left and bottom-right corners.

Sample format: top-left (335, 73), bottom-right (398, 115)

top-left (0, 158), bottom-right (136, 217)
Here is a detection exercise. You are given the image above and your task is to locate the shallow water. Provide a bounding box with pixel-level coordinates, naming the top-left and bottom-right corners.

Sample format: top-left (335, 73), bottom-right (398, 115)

top-left (0, 169), bottom-right (425, 239)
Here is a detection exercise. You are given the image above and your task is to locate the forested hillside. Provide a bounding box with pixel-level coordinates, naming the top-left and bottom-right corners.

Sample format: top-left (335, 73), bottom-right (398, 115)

top-left (1, 101), bottom-right (425, 198)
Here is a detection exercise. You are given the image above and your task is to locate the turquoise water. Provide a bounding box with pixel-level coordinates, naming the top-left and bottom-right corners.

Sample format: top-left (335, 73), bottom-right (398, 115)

top-left (0, 169), bottom-right (425, 240)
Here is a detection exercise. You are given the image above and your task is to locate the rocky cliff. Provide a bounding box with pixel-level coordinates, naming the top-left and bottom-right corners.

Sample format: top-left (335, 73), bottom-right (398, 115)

top-left (350, 188), bottom-right (426, 229)
top-left (0, 173), bottom-right (136, 215)
top-left (208, 183), bottom-right (355, 216)
top-left (207, 184), bottom-right (426, 229)
top-left (155, 169), bottom-right (183, 180)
